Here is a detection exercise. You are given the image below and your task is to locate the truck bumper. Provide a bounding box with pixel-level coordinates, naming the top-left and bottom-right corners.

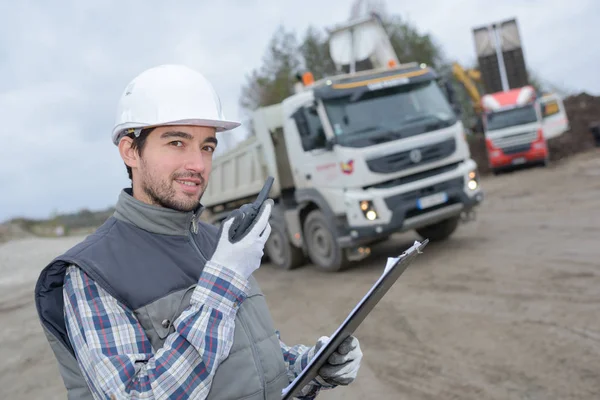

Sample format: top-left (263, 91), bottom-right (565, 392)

top-left (337, 160), bottom-right (484, 248)
top-left (488, 142), bottom-right (548, 169)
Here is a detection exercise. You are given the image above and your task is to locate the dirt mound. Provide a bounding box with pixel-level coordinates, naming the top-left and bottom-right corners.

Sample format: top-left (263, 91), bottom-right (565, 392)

top-left (468, 92), bottom-right (600, 175)
top-left (547, 92), bottom-right (600, 161)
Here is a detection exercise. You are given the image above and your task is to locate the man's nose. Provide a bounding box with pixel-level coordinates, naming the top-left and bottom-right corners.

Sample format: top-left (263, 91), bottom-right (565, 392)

top-left (184, 149), bottom-right (206, 173)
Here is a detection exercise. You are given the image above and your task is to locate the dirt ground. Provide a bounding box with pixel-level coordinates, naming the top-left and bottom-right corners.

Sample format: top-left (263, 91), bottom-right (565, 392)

top-left (1, 149), bottom-right (599, 400)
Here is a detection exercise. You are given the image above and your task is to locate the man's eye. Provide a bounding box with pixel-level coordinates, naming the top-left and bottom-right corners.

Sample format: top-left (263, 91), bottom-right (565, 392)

top-left (204, 146), bottom-right (215, 153)
top-left (170, 141), bottom-right (183, 147)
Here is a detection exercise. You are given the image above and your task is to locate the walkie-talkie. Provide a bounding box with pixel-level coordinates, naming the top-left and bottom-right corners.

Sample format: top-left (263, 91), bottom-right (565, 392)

top-left (228, 176), bottom-right (274, 242)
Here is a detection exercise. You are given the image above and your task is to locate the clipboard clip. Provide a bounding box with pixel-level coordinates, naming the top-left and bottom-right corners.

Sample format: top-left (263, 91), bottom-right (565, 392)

top-left (392, 241), bottom-right (427, 267)
top-left (403, 239), bottom-right (428, 256)
top-left (416, 240), bottom-right (424, 254)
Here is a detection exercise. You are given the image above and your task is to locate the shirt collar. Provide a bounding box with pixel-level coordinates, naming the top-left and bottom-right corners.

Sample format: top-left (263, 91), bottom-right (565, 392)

top-left (113, 188), bottom-right (204, 236)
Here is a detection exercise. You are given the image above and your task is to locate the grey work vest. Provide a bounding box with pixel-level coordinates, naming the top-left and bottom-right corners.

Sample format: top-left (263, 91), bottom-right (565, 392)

top-left (34, 189), bottom-right (289, 399)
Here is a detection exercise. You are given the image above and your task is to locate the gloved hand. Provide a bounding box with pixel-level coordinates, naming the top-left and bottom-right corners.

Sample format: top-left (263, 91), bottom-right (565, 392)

top-left (313, 335), bottom-right (363, 386)
top-left (209, 199), bottom-right (273, 279)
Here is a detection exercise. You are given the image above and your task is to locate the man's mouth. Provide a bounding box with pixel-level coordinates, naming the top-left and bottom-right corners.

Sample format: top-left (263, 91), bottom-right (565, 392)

top-left (175, 180), bottom-right (200, 187)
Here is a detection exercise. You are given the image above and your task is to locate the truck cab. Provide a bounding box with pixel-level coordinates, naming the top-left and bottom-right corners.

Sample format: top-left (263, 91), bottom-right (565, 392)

top-left (482, 86), bottom-right (550, 172)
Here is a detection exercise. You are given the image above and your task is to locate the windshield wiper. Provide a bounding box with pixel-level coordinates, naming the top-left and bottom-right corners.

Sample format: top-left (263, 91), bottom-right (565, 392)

top-left (405, 113), bottom-right (455, 131)
top-left (403, 113), bottom-right (452, 125)
top-left (347, 125), bottom-right (388, 135)
top-left (335, 125), bottom-right (395, 147)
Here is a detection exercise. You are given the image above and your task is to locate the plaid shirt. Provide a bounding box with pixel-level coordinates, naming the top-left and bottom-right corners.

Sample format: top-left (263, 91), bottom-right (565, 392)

top-left (63, 261), bottom-right (330, 399)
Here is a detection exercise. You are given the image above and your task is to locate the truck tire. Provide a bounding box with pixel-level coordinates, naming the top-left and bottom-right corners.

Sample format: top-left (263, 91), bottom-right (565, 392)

top-left (264, 221), bottom-right (306, 270)
top-left (303, 210), bottom-right (349, 272)
top-left (541, 155), bottom-right (550, 168)
top-left (415, 215), bottom-right (460, 242)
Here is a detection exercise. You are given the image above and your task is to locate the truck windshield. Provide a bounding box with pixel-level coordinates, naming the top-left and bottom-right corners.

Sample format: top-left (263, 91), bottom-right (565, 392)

top-left (486, 104), bottom-right (538, 131)
top-left (322, 80), bottom-right (457, 146)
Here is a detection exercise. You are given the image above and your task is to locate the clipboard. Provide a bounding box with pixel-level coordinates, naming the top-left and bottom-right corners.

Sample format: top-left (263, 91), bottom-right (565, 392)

top-left (281, 239), bottom-right (429, 399)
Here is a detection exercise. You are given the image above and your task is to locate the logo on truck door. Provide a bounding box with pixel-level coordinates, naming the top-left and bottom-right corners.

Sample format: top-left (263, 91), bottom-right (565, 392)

top-left (340, 160), bottom-right (354, 175)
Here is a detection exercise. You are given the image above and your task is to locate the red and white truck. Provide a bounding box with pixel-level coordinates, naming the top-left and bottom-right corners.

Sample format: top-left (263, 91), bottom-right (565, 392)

top-left (472, 18), bottom-right (570, 174)
top-left (481, 85), bottom-right (569, 173)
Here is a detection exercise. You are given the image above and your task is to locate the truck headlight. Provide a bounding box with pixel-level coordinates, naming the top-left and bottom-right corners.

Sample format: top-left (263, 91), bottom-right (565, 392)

top-left (359, 200), bottom-right (378, 220)
top-left (467, 170), bottom-right (479, 191)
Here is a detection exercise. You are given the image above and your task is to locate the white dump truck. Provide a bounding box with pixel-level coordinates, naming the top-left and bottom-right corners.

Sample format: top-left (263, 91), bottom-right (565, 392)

top-left (201, 14), bottom-right (484, 271)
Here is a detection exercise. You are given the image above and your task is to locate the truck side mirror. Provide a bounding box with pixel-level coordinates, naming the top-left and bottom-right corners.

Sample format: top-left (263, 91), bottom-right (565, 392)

top-left (443, 81), bottom-right (463, 117)
top-left (452, 103), bottom-right (462, 117)
top-left (443, 81), bottom-right (457, 104)
top-left (444, 81), bottom-right (455, 103)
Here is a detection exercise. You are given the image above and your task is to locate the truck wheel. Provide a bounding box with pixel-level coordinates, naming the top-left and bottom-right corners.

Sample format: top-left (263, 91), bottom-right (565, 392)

top-left (415, 216), bottom-right (460, 242)
top-left (264, 221), bottom-right (306, 270)
top-left (542, 156), bottom-right (550, 168)
top-left (303, 210), bottom-right (349, 272)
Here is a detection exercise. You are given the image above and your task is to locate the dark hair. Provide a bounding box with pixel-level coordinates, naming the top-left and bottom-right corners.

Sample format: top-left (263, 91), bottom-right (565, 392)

top-left (124, 127), bottom-right (155, 181)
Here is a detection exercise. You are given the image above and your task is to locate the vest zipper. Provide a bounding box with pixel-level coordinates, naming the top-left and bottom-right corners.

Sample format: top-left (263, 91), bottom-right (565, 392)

top-left (239, 315), bottom-right (267, 398)
top-left (188, 213), bottom-right (206, 259)
top-left (191, 212), bottom-right (199, 234)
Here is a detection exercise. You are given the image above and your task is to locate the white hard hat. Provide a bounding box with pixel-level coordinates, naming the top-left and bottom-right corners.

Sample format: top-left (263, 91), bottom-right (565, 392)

top-left (111, 64), bottom-right (241, 145)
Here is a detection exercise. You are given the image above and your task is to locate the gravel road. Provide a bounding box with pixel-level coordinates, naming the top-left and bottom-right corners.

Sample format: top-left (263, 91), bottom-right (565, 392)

top-left (1, 149), bottom-right (599, 400)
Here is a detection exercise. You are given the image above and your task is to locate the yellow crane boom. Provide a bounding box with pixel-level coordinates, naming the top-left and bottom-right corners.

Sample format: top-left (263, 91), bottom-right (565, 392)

top-left (452, 62), bottom-right (483, 115)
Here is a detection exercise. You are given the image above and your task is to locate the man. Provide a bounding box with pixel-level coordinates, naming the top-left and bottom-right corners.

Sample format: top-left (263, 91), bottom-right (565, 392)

top-left (34, 64), bottom-right (362, 399)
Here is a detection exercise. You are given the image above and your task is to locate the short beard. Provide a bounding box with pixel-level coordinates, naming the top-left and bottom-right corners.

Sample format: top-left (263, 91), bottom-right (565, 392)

top-left (139, 160), bottom-right (205, 212)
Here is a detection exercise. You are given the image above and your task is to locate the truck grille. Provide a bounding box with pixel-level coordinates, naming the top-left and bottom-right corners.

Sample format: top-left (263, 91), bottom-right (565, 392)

top-left (383, 177), bottom-right (463, 212)
top-left (502, 143), bottom-right (532, 155)
top-left (363, 162), bottom-right (460, 190)
top-left (366, 138), bottom-right (456, 174)
top-left (491, 131), bottom-right (537, 149)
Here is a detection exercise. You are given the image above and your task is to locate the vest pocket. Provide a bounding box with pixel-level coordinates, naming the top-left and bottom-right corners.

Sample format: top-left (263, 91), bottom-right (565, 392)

top-left (145, 286), bottom-right (196, 341)
top-left (246, 276), bottom-right (264, 298)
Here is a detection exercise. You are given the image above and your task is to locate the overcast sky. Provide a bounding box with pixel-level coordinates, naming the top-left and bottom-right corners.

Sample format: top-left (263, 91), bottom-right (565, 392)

top-left (1, 0), bottom-right (598, 222)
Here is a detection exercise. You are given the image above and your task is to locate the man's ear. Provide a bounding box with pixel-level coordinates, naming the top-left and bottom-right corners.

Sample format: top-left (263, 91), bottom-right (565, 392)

top-left (118, 136), bottom-right (139, 169)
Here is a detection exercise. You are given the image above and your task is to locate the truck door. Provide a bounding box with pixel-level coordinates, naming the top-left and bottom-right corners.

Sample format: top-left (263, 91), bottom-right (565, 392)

top-left (286, 102), bottom-right (340, 190)
top-left (541, 95), bottom-right (570, 139)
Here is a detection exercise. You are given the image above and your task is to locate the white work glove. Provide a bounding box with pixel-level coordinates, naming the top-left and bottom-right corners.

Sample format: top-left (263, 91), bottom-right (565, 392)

top-left (313, 335), bottom-right (363, 387)
top-left (209, 199), bottom-right (273, 279)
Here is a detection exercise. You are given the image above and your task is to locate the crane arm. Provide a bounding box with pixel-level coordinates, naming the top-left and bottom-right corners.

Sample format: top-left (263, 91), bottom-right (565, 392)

top-left (452, 62), bottom-right (483, 114)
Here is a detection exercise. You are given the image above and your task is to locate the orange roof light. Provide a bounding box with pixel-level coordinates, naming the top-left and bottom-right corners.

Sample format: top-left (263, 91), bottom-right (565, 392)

top-left (387, 59), bottom-right (397, 68)
top-left (302, 71), bottom-right (315, 86)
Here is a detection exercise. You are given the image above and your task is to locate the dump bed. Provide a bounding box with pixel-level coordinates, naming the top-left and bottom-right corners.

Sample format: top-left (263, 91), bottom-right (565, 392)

top-left (472, 18), bottom-right (529, 93)
top-left (201, 104), bottom-right (286, 209)
top-left (201, 135), bottom-right (273, 208)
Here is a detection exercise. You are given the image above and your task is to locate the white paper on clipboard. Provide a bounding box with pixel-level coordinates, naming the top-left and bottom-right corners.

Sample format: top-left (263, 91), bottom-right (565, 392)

top-left (281, 239), bottom-right (429, 399)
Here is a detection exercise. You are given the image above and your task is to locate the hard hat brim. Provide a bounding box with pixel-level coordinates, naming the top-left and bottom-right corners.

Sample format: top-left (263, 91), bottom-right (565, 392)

top-left (112, 118), bottom-right (241, 145)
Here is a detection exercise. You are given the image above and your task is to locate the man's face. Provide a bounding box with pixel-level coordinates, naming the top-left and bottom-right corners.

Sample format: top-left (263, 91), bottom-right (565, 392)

top-left (121, 125), bottom-right (218, 212)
